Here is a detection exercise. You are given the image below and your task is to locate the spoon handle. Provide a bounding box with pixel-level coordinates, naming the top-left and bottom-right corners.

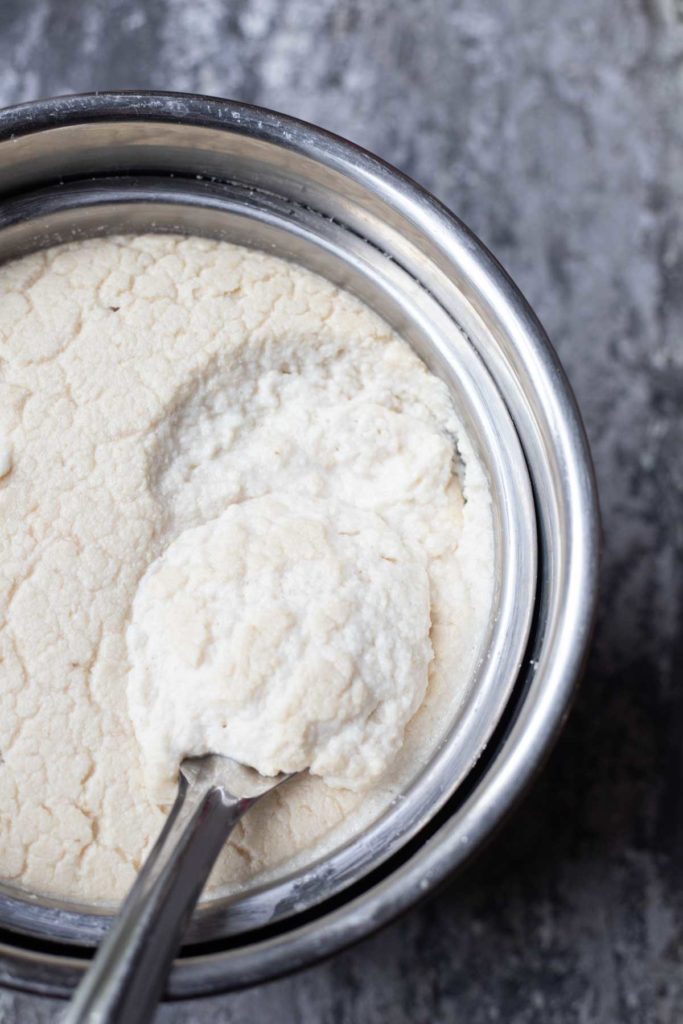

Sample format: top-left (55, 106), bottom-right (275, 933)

top-left (64, 775), bottom-right (255, 1024)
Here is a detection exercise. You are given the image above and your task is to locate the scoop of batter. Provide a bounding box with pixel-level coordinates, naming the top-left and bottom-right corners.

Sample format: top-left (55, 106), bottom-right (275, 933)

top-left (127, 493), bottom-right (432, 801)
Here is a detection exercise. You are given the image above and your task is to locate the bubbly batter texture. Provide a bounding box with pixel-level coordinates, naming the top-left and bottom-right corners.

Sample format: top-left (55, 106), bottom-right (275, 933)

top-left (0, 235), bottom-right (493, 903)
top-left (128, 495), bottom-right (432, 799)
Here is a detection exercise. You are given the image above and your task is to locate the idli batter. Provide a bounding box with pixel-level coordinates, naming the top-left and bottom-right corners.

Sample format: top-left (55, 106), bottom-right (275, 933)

top-left (0, 235), bottom-right (493, 902)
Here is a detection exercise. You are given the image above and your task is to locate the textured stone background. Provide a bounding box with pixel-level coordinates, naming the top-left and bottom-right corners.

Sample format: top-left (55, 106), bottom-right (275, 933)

top-left (0, 0), bottom-right (682, 1021)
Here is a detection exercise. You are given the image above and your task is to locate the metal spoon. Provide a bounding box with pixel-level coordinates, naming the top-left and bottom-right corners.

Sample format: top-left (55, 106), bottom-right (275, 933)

top-left (64, 755), bottom-right (293, 1024)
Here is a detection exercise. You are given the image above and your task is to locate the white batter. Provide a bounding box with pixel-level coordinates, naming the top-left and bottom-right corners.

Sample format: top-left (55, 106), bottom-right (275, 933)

top-left (0, 235), bottom-right (494, 903)
top-left (129, 495), bottom-right (433, 799)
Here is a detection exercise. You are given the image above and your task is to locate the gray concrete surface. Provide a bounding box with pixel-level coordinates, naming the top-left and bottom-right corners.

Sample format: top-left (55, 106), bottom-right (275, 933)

top-left (0, 0), bottom-right (682, 1020)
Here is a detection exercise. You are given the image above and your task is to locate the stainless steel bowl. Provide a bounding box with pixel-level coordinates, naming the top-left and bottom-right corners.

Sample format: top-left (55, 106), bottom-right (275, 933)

top-left (0, 92), bottom-right (599, 1000)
